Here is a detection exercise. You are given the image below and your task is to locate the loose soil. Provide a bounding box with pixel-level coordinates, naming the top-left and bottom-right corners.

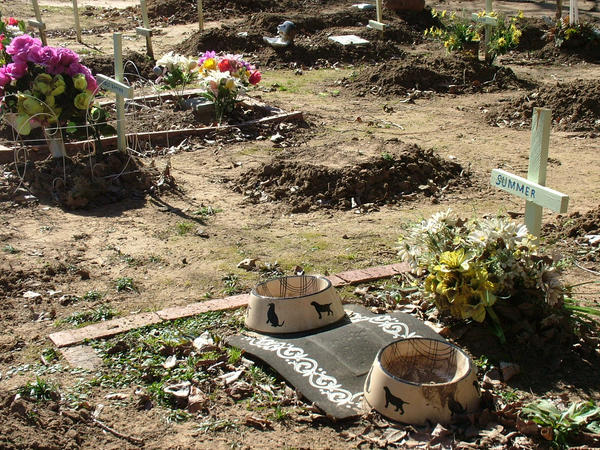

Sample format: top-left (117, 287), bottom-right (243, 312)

top-left (1, 0), bottom-right (600, 448)
top-left (233, 144), bottom-right (468, 213)
top-left (485, 79), bottom-right (600, 133)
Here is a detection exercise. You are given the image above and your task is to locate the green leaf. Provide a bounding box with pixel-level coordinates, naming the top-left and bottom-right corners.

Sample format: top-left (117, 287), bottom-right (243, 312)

top-left (66, 121), bottom-right (77, 134)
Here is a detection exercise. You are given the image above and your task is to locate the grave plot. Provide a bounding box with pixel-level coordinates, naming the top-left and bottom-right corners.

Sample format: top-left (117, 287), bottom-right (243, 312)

top-left (233, 144), bottom-right (468, 213)
top-left (484, 79), bottom-right (600, 133)
top-left (174, 9), bottom-right (438, 68)
top-left (344, 53), bottom-right (531, 97)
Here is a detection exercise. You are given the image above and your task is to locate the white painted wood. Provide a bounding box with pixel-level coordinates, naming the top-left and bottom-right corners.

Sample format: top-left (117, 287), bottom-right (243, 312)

top-left (139, 0), bottom-right (154, 58)
top-left (135, 27), bottom-right (152, 37)
top-left (376, 0), bottom-right (383, 22)
top-left (569, 0), bottom-right (579, 24)
top-left (367, 20), bottom-right (387, 31)
top-left (30, 0), bottom-right (48, 45)
top-left (491, 169), bottom-right (569, 214)
top-left (329, 35), bottom-right (370, 45)
top-left (471, 14), bottom-right (497, 26)
top-left (72, 0), bottom-right (82, 43)
top-left (198, 0), bottom-right (204, 31)
top-left (96, 75), bottom-right (134, 98)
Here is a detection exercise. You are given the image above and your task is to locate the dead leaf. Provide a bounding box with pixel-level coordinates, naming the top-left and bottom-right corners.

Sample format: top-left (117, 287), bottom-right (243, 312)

top-left (218, 370), bottom-right (243, 385)
top-left (244, 415), bottom-right (272, 430)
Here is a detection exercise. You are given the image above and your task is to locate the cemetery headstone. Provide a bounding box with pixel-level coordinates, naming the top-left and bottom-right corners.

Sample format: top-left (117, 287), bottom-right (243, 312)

top-left (490, 108), bottom-right (569, 236)
top-left (471, 0), bottom-right (498, 62)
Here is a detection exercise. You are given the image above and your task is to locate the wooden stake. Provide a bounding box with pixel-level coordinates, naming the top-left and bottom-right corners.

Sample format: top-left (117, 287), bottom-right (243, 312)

top-left (198, 0), bottom-right (204, 31)
top-left (72, 0), bottom-right (82, 43)
top-left (30, 0), bottom-right (48, 45)
top-left (376, 0), bottom-right (383, 38)
top-left (136, 0), bottom-right (154, 58)
top-left (569, 0), bottom-right (579, 24)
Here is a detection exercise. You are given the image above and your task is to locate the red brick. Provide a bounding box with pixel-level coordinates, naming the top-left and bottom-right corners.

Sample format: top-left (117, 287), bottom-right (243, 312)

top-left (326, 275), bottom-right (347, 287)
top-left (60, 345), bottom-right (103, 370)
top-left (156, 294), bottom-right (251, 321)
top-left (48, 312), bottom-right (162, 347)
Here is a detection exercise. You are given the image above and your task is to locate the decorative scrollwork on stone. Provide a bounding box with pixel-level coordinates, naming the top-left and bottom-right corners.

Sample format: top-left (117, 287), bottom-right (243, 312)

top-left (346, 311), bottom-right (421, 339)
top-left (241, 336), bottom-right (363, 409)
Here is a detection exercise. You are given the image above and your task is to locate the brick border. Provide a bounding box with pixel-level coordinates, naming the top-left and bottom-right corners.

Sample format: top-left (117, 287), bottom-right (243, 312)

top-left (48, 263), bottom-right (410, 347)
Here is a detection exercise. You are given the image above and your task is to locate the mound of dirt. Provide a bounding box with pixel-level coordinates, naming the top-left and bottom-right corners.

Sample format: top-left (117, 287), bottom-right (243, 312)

top-left (82, 51), bottom-right (157, 82)
top-left (233, 144), bottom-right (467, 213)
top-left (4, 152), bottom-right (164, 209)
top-left (346, 54), bottom-right (529, 96)
top-left (174, 9), bottom-right (438, 67)
top-left (485, 80), bottom-right (600, 133)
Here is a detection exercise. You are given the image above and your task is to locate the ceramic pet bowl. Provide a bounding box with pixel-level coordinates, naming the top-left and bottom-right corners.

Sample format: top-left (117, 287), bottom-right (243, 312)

top-left (363, 338), bottom-right (480, 425)
top-left (245, 275), bottom-right (345, 334)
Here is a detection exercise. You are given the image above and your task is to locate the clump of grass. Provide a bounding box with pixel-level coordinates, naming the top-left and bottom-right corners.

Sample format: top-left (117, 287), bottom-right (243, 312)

top-left (227, 346), bottom-right (243, 365)
top-left (3, 244), bottom-right (19, 254)
top-left (18, 377), bottom-right (60, 401)
top-left (61, 305), bottom-right (117, 326)
top-left (176, 222), bottom-right (195, 236)
top-left (41, 348), bottom-right (59, 363)
top-left (115, 277), bottom-right (137, 293)
top-left (83, 290), bottom-right (103, 302)
top-left (222, 274), bottom-right (240, 296)
top-left (269, 405), bottom-right (290, 422)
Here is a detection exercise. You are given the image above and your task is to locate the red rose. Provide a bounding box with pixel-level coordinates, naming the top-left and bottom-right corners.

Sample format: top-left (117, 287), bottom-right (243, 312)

top-left (249, 71), bottom-right (261, 85)
top-left (7, 17), bottom-right (19, 26)
top-left (218, 59), bottom-right (231, 72)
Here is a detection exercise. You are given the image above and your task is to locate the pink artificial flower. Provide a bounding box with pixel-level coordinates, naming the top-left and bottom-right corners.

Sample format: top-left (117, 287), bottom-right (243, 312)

top-left (28, 44), bottom-right (54, 65)
top-left (198, 50), bottom-right (216, 65)
top-left (7, 17), bottom-right (19, 26)
top-left (218, 59), bottom-right (231, 73)
top-left (57, 47), bottom-right (79, 67)
top-left (6, 34), bottom-right (42, 64)
top-left (0, 67), bottom-right (12, 87)
top-left (6, 61), bottom-right (27, 79)
top-left (249, 70), bottom-right (261, 85)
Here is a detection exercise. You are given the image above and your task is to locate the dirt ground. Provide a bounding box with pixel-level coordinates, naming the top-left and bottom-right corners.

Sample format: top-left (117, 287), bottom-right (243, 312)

top-left (1, 0), bottom-right (600, 448)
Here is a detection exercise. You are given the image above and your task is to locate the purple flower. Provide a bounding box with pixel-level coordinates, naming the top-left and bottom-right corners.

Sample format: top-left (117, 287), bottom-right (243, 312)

top-left (65, 62), bottom-right (84, 77)
top-left (57, 48), bottom-right (79, 67)
top-left (6, 61), bottom-right (28, 79)
top-left (6, 34), bottom-right (42, 64)
top-left (0, 67), bottom-right (13, 87)
top-left (28, 45), bottom-right (56, 65)
top-left (198, 50), bottom-right (216, 65)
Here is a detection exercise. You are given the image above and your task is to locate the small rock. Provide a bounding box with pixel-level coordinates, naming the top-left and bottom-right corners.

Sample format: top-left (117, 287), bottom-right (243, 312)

top-left (164, 381), bottom-right (191, 398)
top-left (270, 133), bottom-right (284, 143)
top-left (500, 361), bottom-right (520, 381)
top-left (163, 355), bottom-right (178, 369)
top-left (237, 258), bottom-right (257, 271)
top-left (23, 291), bottom-right (42, 299)
top-left (187, 385), bottom-right (208, 412)
top-left (77, 269), bottom-right (90, 280)
top-left (10, 398), bottom-right (28, 416)
top-left (195, 227), bottom-right (209, 238)
top-left (193, 332), bottom-right (214, 351)
top-left (483, 368), bottom-right (503, 388)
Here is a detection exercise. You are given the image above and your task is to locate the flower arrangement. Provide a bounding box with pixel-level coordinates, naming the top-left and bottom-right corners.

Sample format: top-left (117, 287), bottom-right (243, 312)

top-left (154, 51), bottom-right (199, 106)
top-left (398, 210), bottom-right (563, 342)
top-left (486, 12), bottom-right (523, 61)
top-left (0, 14), bottom-right (26, 65)
top-left (425, 10), bottom-right (481, 56)
top-left (0, 34), bottom-right (98, 157)
top-left (197, 51), bottom-right (261, 123)
top-left (544, 17), bottom-right (600, 49)
top-left (425, 9), bottom-right (523, 62)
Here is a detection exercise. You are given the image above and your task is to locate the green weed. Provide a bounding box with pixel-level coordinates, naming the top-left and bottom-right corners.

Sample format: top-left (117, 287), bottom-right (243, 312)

top-left (61, 305), bottom-right (117, 326)
top-left (3, 244), bottom-right (19, 254)
top-left (18, 377), bottom-right (60, 401)
top-left (115, 277), bottom-right (137, 293)
top-left (176, 222), bottom-right (195, 236)
top-left (222, 274), bottom-right (240, 296)
top-left (227, 346), bottom-right (243, 365)
top-left (83, 290), bottom-right (103, 302)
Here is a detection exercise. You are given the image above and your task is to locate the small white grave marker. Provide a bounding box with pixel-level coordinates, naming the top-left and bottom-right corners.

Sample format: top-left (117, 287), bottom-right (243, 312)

top-left (136, 0), bottom-right (154, 58)
top-left (490, 108), bottom-right (569, 236)
top-left (328, 35), bottom-right (370, 46)
top-left (471, 0), bottom-right (498, 62)
top-left (367, 0), bottom-right (387, 35)
top-left (30, 0), bottom-right (48, 46)
top-left (72, 0), bottom-right (82, 43)
top-left (569, 0), bottom-right (579, 24)
top-left (96, 33), bottom-right (133, 153)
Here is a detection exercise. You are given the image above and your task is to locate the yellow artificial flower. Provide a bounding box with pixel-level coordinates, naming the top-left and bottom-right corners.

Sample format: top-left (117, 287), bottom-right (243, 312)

top-left (51, 75), bottom-right (66, 96)
top-left (441, 10), bottom-right (447, 17)
top-left (14, 113), bottom-right (32, 135)
top-left (33, 73), bottom-right (53, 95)
top-left (74, 92), bottom-right (92, 110)
top-left (497, 37), bottom-right (507, 47)
top-left (73, 73), bottom-right (87, 91)
top-left (517, 10), bottom-right (524, 19)
top-left (202, 58), bottom-right (217, 71)
top-left (225, 78), bottom-right (235, 91)
top-left (22, 97), bottom-right (44, 116)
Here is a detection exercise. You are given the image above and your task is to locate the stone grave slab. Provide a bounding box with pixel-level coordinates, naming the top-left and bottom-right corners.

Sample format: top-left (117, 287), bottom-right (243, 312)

top-left (227, 304), bottom-right (441, 419)
top-left (328, 35), bottom-right (370, 46)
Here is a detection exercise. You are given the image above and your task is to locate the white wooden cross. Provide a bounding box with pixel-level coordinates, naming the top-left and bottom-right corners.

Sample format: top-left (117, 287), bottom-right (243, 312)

top-left (136, 0), bottom-right (154, 58)
top-left (72, 0), bottom-right (82, 43)
top-left (367, 0), bottom-right (387, 37)
top-left (96, 33), bottom-right (134, 153)
top-left (569, 0), bottom-right (579, 24)
top-left (490, 108), bottom-right (569, 237)
top-left (198, 0), bottom-right (204, 31)
top-left (29, 0), bottom-right (48, 46)
top-left (471, 0), bottom-right (498, 62)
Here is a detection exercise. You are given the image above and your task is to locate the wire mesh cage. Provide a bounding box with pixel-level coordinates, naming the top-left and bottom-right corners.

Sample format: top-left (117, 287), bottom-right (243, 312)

top-left (254, 275), bottom-right (328, 299)
top-left (379, 338), bottom-right (469, 385)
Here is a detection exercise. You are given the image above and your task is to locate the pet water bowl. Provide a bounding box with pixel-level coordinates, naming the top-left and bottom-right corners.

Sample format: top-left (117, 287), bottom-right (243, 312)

top-left (363, 338), bottom-right (480, 425)
top-left (245, 275), bottom-right (345, 334)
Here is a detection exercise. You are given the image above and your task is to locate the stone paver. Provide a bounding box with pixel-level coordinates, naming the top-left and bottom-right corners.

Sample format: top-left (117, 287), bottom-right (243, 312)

top-left (48, 263), bottom-right (411, 347)
top-left (60, 345), bottom-right (103, 370)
